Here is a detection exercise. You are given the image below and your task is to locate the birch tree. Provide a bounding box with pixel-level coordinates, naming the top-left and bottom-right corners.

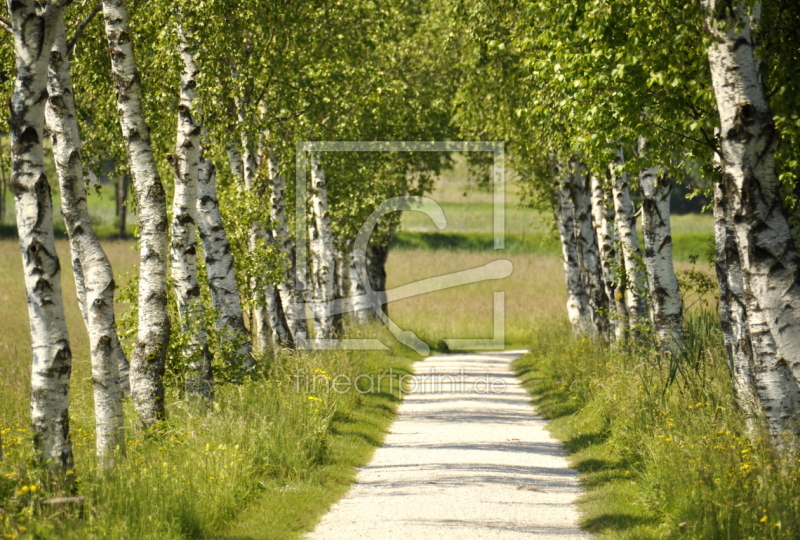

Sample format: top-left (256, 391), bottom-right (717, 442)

top-left (169, 24), bottom-right (211, 398)
top-left (237, 126), bottom-right (271, 353)
top-left (570, 160), bottom-right (610, 339)
top-left (638, 149), bottom-right (684, 349)
top-left (611, 150), bottom-right (647, 326)
top-left (349, 244), bottom-right (372, 324)
top-left (102, 0), bottom-right (171, 427)
top-left (266, 142), bottom-right (309, 345)
top-left (46, 12), bottom-right (126, 458)
top-left (8, 0), bottom-right (74, 469)
top-left (713, 182), bottom-right (759, 429)
top-left (554, 167), bottom-right (591, 333)
top-left (308, 152), bottom-right (335, 340)
top-left (196, 159), bottom-right (253, 367)
top-left (228, 94), bottom-right (289, 352)
top-left (702, 0), bottom-right (800, 440)
top-left (591, 174), bottom-right (627, 341)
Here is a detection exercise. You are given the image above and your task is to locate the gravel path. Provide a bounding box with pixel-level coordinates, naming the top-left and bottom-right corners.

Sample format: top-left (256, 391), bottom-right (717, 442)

top-left (308, 351), bottom-right (589, 539)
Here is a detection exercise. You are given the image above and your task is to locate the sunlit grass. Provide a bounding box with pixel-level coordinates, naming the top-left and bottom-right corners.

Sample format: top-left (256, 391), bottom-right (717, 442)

top-left (514, 313), bottom-right (800, 539)
top-left (0, 238), bottom-right (415, 539)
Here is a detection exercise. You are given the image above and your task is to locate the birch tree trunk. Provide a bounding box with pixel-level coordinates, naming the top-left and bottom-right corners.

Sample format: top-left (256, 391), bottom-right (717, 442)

top-left (366, 243), bottom-right (390, 316)
top-left (266, 144), bottom-right (309, 345)
top-left (349, 244), bottom-right (372, 323)
top-left (569, 161), bottom-right (610, 339)
top-left (196, 160), bottom-right (253, 367)
top-left (102, 0), bottom-right (170, 427)
top-left (554, 175), bottom-right (592, 334)
top-left (611, 149), bottom-right (648, 326)
top-left (230, 107), bottom-right (289, 350)
top-left (308, 152), bottom-right (335, 339)
top-left (703, 0), bottom-right (800, 440)
top-left (46, 17), bottom-right (126, 459)
top-left (333, 243), bottom-right (352, 335)
top-left (638, 152), bottom-right (684, 349)
top-left (252, 131), bottom-right (290, 349)
top-left (227, 136), bottom-right (269, 352)
top-left (591, 174), bottom-right (628, 341)
top-left (265, 286), bottom-right (290, 347)
top-left (115, 173), bottom-right (128, 238)
top-left (245, 142), bottom-right (271, 353)
top-left (169, 26), bottom-right (211, 398)
top-left (227, 143), bottom-right (244, 182)
top-left (9, 0), bottom-right (73, 469)
top-left (714, 183), bottom-right (759, 429)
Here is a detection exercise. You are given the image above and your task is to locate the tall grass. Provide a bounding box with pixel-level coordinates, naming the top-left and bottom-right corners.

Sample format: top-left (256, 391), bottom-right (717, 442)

top-left (515, 311), bottom-right (800, 539)
top-left (0, 337), bottom-right (414, 539)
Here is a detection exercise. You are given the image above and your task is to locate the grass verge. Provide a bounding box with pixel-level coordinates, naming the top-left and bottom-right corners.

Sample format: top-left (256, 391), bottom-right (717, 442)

top-left (0, 336), bottom-right (416, 539)
top-left (514, 312), bottom-right (800, 539)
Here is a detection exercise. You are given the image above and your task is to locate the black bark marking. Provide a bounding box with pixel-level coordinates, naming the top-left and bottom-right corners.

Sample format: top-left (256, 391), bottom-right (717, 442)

top-left (33, 14), bottom-right (45, 60)
top-left (19, 125), bottom-right (40, 146)
top-left (48, 94), bottom-right (66, 112)
top-left (732, 37), bottom-right (750, 52)
top-left (33, 277), bottom-right (53, 295)
top-left (33, 173), bottom-right (51, 230)
top-left (727, 103), bottom-right (756, 142)
top-left (98, 334), bottom-right (112, 351)
top-left (49, 49), bottom-right (63, 68)
top-left (54, 344), bottom-right (72, 370)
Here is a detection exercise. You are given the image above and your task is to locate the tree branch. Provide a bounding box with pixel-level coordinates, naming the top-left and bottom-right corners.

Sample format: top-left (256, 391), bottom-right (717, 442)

top-left (67, 3), bottom-right (102, 55)
top-left (0, 17), bottom-right (12, 34)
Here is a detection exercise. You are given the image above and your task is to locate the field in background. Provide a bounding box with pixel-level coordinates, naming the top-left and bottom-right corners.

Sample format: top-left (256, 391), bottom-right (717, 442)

top-left (0, 137), bottom-right (135, 239)
top-left (0, 240), bottom-right (138, 430)
top-left (399, 154), bottom-right (714, 261)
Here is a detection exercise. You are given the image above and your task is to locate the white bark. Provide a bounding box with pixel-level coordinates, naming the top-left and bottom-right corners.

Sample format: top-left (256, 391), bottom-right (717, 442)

top-left (169, 25), bottom-right (211, 398)
top-left (638, 148), bottom-right (684, 349)
top-left (349, 244), bottom-right (372, 323)
top-left (714, 183), bottom-right (759, 428)
top-left (591, 174), bottom-right (628, 341)
top-left (46, 16), bottom-right (126, 459)
top-left (102, 0), bottom-right (171, 427)
top-left (611, 148), bottom-right (648, 325)
top-left (9, 0), bottom-right (74, 469)
top-left (308, 152), bottom-right (335, 339)
top-left (569, 161), bottom-right (610, 339)
top-left (554, 174), bottom-right (591, 333)
top-left (266, 143), bottom-right (309, 345)
top-left (703, 0), bottom-right (800, 441)
top-left (333, 243), bottom-right (352, 334)
top-left (196, 160), bottom-right (252, 366)
top-left (265, 285), bottom-right (289, 347)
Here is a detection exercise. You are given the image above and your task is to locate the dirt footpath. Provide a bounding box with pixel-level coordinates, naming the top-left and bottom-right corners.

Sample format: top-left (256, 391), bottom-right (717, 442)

top-left (308, 351), bottom-right (590, 539)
